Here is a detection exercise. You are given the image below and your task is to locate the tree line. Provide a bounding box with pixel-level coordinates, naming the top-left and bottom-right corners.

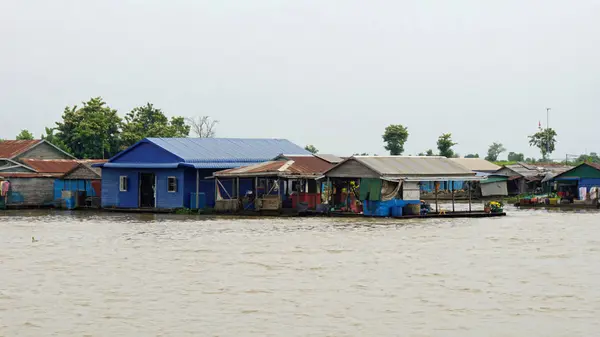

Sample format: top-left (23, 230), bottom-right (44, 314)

top-left (1, 97), bottom-right (218, 159)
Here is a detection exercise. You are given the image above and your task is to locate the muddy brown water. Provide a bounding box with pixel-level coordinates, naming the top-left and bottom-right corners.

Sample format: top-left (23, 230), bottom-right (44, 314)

top-left (1, 207), bottom-right (599, 336)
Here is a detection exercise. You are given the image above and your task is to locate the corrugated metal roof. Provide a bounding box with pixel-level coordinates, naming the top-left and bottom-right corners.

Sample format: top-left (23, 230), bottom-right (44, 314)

top-left (147, 138), bottom-right (310, 163)
top-left (589, 163), bottom-right (600, 170)
top-left (0, 172), bottom-right (64, 178)
top-left (21, 159), bottom-right (106, 174)
top-left (314, 154), bottom-right (343, 164)
top-left (214, 155), bottom-right (334, 178)
top-left (450, 158), bottom-right (500, 172)
top-left (0, 140), bottom-right (41, 158)
top-left (352, 156), bottom-right (475, 177)
top-left (21, 159), bottom-right (79, 173)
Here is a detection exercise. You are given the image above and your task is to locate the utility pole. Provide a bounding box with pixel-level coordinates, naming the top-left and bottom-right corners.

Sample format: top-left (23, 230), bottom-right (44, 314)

top-left (546, 108), bottom-right (551, 163)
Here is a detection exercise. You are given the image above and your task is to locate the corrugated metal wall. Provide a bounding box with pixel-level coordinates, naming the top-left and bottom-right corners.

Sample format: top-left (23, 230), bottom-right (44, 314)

top-left (54, 179), bottom-right (98, 200)
top-left (6, 178), bottom-right (55, 206)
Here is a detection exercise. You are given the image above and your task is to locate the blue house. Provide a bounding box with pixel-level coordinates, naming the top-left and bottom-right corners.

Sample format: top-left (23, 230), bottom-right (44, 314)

top-left (97, 138), bottom-right (309, 209)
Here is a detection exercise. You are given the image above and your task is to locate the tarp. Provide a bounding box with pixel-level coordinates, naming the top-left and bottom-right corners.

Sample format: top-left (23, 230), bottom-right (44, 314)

top-left (359, 178), bottom-right (382, 201)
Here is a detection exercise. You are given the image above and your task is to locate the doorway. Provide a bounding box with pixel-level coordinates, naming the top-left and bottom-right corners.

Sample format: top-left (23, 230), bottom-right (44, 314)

top-left (139, 173), bottom-right (156, 208)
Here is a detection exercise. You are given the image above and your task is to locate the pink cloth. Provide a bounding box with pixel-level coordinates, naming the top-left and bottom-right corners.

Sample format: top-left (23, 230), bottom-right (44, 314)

top-left (1, 181), bottom-right (10, 197)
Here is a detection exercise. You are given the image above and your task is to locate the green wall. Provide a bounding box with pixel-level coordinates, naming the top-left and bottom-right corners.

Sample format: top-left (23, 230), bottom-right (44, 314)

top-left (558, 164), bottom-right (600, 179)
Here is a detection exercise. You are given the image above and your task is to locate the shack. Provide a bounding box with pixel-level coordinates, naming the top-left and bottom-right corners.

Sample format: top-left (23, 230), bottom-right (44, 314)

top-left (97, 138), bottom-right (309, 210)
top-left (1, 159), bottom-right (104, 208)
top-left (323, 156), bottom-right (480, 216)
top-left (550, 162), bottom-right (600, 202)
top-left (421, 158), bottom-right (500, 198)
top-left (0, 139), bottom-right (74, 166)
top-left (494, 162), bottom-right (570, 195)
top-left (212, 154), bottom-right (334, 213)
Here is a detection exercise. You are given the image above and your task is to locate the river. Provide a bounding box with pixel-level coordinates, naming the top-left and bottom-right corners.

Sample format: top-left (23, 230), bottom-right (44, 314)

top-left (1, 208), bottom-right (599, 336)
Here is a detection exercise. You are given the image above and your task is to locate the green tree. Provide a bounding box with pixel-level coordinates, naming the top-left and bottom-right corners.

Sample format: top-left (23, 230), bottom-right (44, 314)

top-left (121, 103), bottom-right (190, 148)
top-left (437, 133), bottom-right (457, 158)
top-left (529, 127), bottom-right (557, 161)
top-left (465, 153), bottom-right (480, 158)
top-left (41, 127), bottom-right (71, 153)
top-left (485, 142), bottom-right (506, 161)
top-left (304, 145), bottom-right (319, 154)
top-left (576, 152), bottom-right (600, 164)
top-left (382, 124), bottom-right (409, 155)
top-left (16, 129), bottom-right (34, 140)
top-left (55, 97), bottom-right (122, 159)
top-left (507, 152), bottom-right (525, 162)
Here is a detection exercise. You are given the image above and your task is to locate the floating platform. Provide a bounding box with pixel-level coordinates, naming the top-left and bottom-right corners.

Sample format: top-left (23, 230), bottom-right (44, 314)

top-left (301, 210), bottom-right (506, 219)
top-left (515, 203), bottom-right (599, 210)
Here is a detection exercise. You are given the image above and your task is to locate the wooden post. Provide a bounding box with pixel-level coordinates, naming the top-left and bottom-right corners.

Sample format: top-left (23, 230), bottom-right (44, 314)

top-left (195, 169), bottom-right (199, 209)
top-left (214, 177), bottom-right (218, 203)
top-left (236, 177), bottom-right (240, 199)
top-left (451, 181), bottom-right (455, 213)
top-left (435, 181), bottom-right (439, 213)
top-left (326, 177), bottom-right (331, 204)
top-left (468, 181), bottom-right (472, 213)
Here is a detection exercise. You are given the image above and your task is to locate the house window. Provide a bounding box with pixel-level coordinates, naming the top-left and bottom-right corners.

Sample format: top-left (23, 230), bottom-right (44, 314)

top-left (119, 176), bottom-right (128, 192)
top-left (168, 177), bottom-right (177, 193)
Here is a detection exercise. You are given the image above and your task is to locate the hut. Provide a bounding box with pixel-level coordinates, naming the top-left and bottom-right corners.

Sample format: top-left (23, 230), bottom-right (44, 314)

top-left (212, 154), bottom-right (334, 213)
top-left (494, 162), bottom-right (570, 195)
top-left (96, 138), bottom-right (309, 210)
top-left (549, 162), bottom-right (600, 202)
top-left (322, 156), bottom-right (480, 216)
top-left (1, 159), bottom-right (104, 208)
top-left (0, 139), bottom-right (74, 164)
top-left (0, 140), bottom-right (81, 208)
top-left (421, 158), bottom-right (500, 197)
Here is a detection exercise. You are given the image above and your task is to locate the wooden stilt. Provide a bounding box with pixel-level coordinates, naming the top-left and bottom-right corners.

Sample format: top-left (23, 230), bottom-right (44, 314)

top-left (468, 181), bottom-right (472, 213)
top-left (435, 182), bottom-right (439, 213)
top-left (451, 181), bottom-right (455, 213)
top-left (195, 169), bottom-right (199, 209)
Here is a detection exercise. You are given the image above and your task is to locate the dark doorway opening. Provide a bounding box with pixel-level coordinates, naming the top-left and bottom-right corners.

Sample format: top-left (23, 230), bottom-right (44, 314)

top-left (140, 173), bottom-right (156, 208)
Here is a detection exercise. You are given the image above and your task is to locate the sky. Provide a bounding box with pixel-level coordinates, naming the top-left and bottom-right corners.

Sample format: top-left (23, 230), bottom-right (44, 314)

top-left (1, 0), bottom-right (598, 160)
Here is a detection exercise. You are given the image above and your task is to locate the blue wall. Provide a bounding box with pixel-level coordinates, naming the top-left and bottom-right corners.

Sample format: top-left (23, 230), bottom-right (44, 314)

top-left (101, 168), bottom-right (184, 208)
top-left (113, 142), bottom-right (182, 163)
top-left (420, 181), bottom-right (464, 192)
top-left (54, 179), bottom-right (97, 200)
top-left (579, 178), bottom-right (600, 194)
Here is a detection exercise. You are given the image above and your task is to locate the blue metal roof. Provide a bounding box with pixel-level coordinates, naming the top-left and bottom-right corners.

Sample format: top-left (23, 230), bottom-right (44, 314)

top-left (147, 138), bottom-right (309, 163)
top-left (101, 163), bottom-right (180, 169)
top-left (103, 138), bottom-right (310, 169)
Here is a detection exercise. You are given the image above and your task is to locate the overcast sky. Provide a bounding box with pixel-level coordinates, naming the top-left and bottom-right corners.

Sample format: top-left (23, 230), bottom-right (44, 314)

top-left (1, 0), bottom-right (598, 159)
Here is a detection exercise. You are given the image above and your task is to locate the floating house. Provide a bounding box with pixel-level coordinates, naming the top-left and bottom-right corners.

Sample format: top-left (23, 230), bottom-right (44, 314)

top-left (0, 140), bottom-right (84, 208)
top-left (0, 140), bottom-right (73, 168)
top-left (421, 158), bottom-right (500, 195)
top-left (97, 138), bottom-right (309, 210)
top-left (323, 156), bottom-right (480, 216)
top-left (0, 159), bottom-right (104, 208)
top-left (212, 154), bottom-right (334, 212)
top-left (494, 162), bottom-right (570, 195)
top-left (549, 162), bottom-right (600, 201)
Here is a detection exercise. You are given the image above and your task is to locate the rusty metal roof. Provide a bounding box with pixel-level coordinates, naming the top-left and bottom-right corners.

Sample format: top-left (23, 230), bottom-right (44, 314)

top-left (0, 172), bottom-right (64, 178)
top-left (20, 159), bottom-right (107, 174)
top-left (214, 155), bottom-right (334, 178)
top-left (0, 140), bottom-right (41, 158)
top-left (21, 159), bottom-right (79, 173)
